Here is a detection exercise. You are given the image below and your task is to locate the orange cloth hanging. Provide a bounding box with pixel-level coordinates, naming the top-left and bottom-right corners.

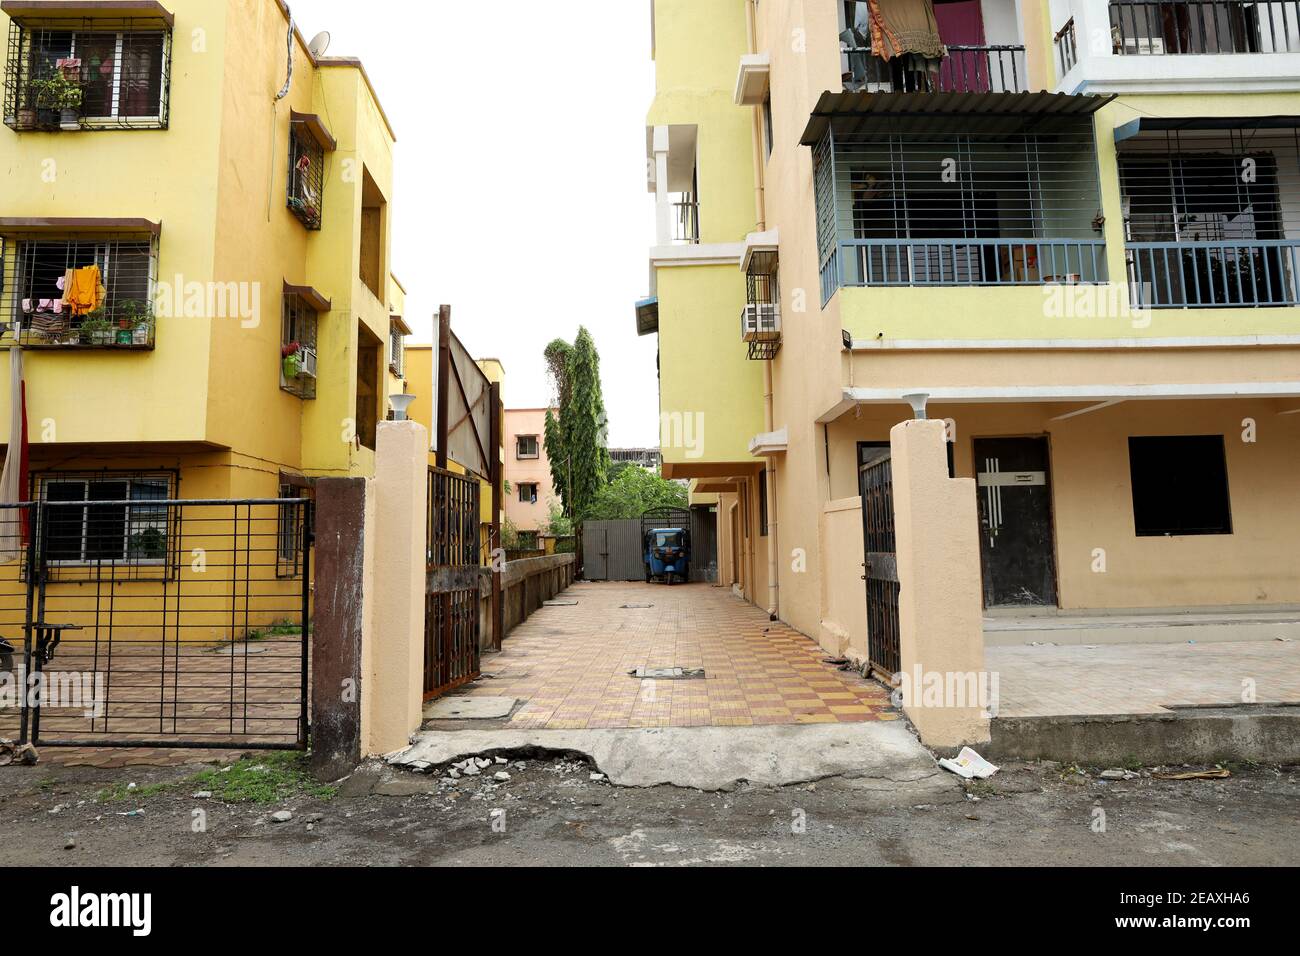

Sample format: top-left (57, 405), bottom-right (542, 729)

top-left (67, 265), bottom-right (104, 316)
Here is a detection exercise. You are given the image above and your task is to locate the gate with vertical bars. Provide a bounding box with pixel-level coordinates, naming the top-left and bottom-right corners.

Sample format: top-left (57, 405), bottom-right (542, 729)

top-left (858, 455), bottom-right (901, 678)
top-left (424, 466), bottom-right (481, 699)
top-left (0, 496), bottom-right (311, 750)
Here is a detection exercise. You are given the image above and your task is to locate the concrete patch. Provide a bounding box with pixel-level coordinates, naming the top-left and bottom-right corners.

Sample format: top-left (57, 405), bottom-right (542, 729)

top-left (631, 666), bottom-right (705, 680)
top-left (422, 696), bottom-right (517, 720)
top-left (390, 722), bottom-right (949, 793)
top-left (543, 600), bottom-right (578, 607)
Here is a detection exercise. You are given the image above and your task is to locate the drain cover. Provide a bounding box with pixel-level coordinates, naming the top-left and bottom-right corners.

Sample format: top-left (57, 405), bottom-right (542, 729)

top-left (543, 600), bottom-right (578, 607)
top-left (631, 666), bottom-right (705, 680)
top-left (621, 603), bottom-right (654, 609)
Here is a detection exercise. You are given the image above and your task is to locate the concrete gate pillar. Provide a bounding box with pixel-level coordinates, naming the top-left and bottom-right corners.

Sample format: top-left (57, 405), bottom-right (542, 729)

top-left (367, 420), bottom-right (429, 756)
top-left (890, 419), bottom-right (991, 750)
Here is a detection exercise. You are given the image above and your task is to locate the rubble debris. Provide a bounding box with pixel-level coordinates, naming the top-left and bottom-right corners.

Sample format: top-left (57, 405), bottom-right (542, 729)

top-left (938, 747), bottom-right (999, 780)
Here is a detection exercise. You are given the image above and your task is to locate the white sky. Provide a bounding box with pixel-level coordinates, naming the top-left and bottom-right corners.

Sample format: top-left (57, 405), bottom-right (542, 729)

top-left (294, 0), bottom-right (661, 447)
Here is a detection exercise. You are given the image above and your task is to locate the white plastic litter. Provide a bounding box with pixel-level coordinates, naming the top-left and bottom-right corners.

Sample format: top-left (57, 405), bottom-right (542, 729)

top-left (938, 747), bottom-right (999, 780)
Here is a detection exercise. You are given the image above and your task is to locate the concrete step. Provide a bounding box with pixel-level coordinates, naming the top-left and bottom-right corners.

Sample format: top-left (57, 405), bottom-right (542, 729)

top-left (984, 705), bottom-right (1300, 765)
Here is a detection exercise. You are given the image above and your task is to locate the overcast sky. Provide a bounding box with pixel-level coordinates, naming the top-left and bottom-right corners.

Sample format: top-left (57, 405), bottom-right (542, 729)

top-left (294, 0), bottom-right (661, 447)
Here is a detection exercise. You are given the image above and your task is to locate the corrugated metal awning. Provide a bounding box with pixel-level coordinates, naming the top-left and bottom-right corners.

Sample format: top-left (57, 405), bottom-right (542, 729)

top-left (800, 91), bottom-right (1117, 146)
top-left (1115, 114), bottom-right (1300, 143)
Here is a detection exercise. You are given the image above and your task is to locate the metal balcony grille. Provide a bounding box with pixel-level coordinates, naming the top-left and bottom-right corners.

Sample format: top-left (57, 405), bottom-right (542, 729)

top-left (1119, 126), bottom-right (1300, 307)
top-left (814, 116), bottom-right (1108, 301)
top-left (1056, 17), bottom-right (1079, 75)
top-left (281, 294), bottom-right (319, 399)
top-left (3, 18), bottom-right (172, 131)
top-left (389, 325), bottom-right (404, 377)
top-left (1109, 0), bottom-right (1300, 54)
top-left (744, 250), bottom-right (781, 361)
top-left (0, 235), bottom-right (157, 349)
top-left (842, 44), bottom-right (1027, 93)
top-left (288, 127), bottom-right (325, 230)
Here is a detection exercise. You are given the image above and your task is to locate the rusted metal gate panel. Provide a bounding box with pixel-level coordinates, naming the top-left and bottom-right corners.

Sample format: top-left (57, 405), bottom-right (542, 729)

top-left (0, 497), bottom-right (311, 751)
top-left (425, 466), bottom-right (481, 699)
top-left (859, 454), bottom-right (901, 678)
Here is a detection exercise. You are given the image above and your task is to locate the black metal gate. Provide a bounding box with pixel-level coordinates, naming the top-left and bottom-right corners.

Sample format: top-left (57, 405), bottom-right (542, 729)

top-left (0, 497), bottom-right (311, 750)
top-left (425, 466), bottom-right (481, 699)
top-left (859, 453), bottom-right (901, 678)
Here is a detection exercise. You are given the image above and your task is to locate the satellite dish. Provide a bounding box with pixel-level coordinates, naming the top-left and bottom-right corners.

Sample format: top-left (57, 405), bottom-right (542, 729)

top-left (308, 31), bottom-right (331, 58)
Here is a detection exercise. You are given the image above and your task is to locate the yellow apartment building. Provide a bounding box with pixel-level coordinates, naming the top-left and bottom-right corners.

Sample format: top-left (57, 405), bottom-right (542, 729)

top-left (639, 0), bottom-right (1300, 668)
top-left (0, 0), bottom-right (407, 643)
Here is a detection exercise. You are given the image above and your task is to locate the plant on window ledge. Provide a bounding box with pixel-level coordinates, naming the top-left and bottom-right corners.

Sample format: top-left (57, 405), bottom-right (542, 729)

top-left (119, 300), bottom-right (155, 345)
top-left (30, 71), bottom-right (84, 131)
top-left (282, 341), bottom-right (303, 379)
top-left (127, 527), bottom-right (167, 561)
top-left (78, 312), bottom-right (112, 346)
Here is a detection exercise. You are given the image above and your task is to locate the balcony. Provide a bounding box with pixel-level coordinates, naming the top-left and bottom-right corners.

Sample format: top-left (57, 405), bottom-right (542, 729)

top-left (1119, 118), bottom-right (1300, 308)
top-left (1, 4), bottom-right (174, 132)
top-left (1109, 0), bottom-right (1300, 55)
top-left (0, 230), bottom-right (157, 349)
top-left (839, 0), bottom-right (1026, 93)
top-left (806, 93), bottom-right (1111, 305)
top-left (1053, 0), bottom-right (1300, 93)
top-left (842, 44), bottom-right (1028, 93)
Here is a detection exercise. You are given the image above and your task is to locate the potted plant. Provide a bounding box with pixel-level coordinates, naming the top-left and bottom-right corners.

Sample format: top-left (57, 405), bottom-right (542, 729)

top-left (78, 312), bottom-right (112, 346)
top-left (14, 92), bottom-right (38, 131)
top-left (31, 72), bottom-right (83, 130)
top-left (282, 341), bottom-right (302, 379)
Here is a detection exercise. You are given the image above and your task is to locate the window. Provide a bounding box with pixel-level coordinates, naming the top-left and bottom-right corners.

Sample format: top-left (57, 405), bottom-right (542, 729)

top-left (35, 472), bottom-right (173, 572)
top-left (276, 483), bottom-right (312, 580)
top-left (1128, 436), bottom-right (1232, 536)
top-left (1, 235), bottom-right (157, 348)
top-left (4, 21), bottom-right (172, 131)
top-left (287, 127), bottom-right (325, 230)
top-left (761, 95), bottom-right (774, 161)
top-left (518, 483), bottom-right (539, 505)
top-left (281, 295), bottom-right (319, 400)
top-left (516, 435), bottom-right (539, 459)
top-left (355, 325), bottom-right (382, 451)
top-left (389, 324), bottom-right (404, 377)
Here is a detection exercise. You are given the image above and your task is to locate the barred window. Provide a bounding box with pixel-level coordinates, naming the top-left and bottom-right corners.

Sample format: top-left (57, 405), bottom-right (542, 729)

top-left (281, 295), bottom-right (319, 400)
top-left (34, 472), bottom-right (174, 570)
top-left (516, 435), bottom-right (539, 459)
top-left (288, 127), bottom-right (325, 230)
top-left (4, 19), bottom-right (172, 131)
top-left (0, 235), bottom-right (157, 349)
top-left (389, 324), bottom-right (404, 377)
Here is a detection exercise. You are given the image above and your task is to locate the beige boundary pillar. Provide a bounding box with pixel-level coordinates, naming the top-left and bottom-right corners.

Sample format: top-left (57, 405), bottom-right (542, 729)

top-left (890, 418), bottom-right (991, 749)
top-left (364, 420), bottom-right (428, 756)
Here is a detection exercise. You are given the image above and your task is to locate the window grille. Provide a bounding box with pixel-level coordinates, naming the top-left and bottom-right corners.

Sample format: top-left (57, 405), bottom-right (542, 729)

top-left (281, 294), bottom-right (319, 399)
top-left (0, 234), bottom-right (157, 349)
top-left (3, 17), bottom-right (172, 131)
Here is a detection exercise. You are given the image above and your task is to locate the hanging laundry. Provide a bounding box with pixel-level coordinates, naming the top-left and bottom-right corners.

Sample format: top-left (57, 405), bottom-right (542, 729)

top-left (67, 264), bottom-right (104, 316)
top-left (866, 0), bottom-right (945, 64)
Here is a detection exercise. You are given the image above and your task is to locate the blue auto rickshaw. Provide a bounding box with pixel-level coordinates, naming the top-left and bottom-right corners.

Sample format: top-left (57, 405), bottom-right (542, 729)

top-left (641, 508), bottom-right (691, 585)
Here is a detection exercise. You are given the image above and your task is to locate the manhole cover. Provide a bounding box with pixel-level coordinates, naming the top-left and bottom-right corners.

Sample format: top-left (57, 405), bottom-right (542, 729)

top-left (630, 666), bottom-right (705, 680)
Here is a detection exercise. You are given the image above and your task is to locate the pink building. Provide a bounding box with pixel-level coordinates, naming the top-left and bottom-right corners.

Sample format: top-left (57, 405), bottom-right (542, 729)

top-left (504, 408), bottom-right (558, 538)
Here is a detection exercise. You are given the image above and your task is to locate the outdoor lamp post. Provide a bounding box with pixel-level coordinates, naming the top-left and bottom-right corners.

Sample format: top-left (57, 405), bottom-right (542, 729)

top-left (902, 392), bottom-right (930, 420)
top-left (390, 393), bottom-right (416, 421)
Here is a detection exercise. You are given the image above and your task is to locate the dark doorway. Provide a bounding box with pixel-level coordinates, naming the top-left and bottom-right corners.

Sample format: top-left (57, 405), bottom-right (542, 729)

top-left (974, 437), bottom-right (1058, 608)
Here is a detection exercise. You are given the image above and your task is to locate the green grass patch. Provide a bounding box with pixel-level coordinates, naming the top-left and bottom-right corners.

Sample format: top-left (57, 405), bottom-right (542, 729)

top-left (97, 780), bottom-right (177, 803)
top-left (185, 752), bottom-right (336, 805)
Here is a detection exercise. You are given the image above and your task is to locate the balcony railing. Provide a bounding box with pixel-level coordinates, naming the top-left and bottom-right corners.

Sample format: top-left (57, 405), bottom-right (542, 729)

top-left (842, 45), bottom-right (1027, 93)
top-left (672, 199), bottom-right (699, 244)
top-left (1056, 17), bottom-right (1079, 75)
top-left (1128, 240), bottom-right (1300, 307)
top-left (1109, 0), bottom-right (1300, 54)
top-left (832, 238), bottom-right (1109, 289)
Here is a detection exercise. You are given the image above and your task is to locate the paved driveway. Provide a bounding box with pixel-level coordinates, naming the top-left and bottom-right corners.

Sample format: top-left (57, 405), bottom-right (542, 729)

top-left (460, 581), bottom-right (894, 729)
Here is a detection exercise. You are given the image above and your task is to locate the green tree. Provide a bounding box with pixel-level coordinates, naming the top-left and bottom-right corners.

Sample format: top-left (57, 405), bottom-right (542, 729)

top-left (584, 467), bottom-right (688, 521)
top-left (543, 328), bottom-right (610, 521)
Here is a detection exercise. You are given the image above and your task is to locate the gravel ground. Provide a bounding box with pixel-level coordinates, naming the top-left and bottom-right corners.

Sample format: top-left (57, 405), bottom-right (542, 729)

top-left (1, 752), bottom-right (1296, 867)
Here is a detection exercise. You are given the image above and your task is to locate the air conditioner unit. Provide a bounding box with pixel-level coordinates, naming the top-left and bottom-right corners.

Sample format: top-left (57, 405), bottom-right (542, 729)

top-left (741, 302), bottom-right (781, 342)
top-left (298, 346), bottom-right (318, 379)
